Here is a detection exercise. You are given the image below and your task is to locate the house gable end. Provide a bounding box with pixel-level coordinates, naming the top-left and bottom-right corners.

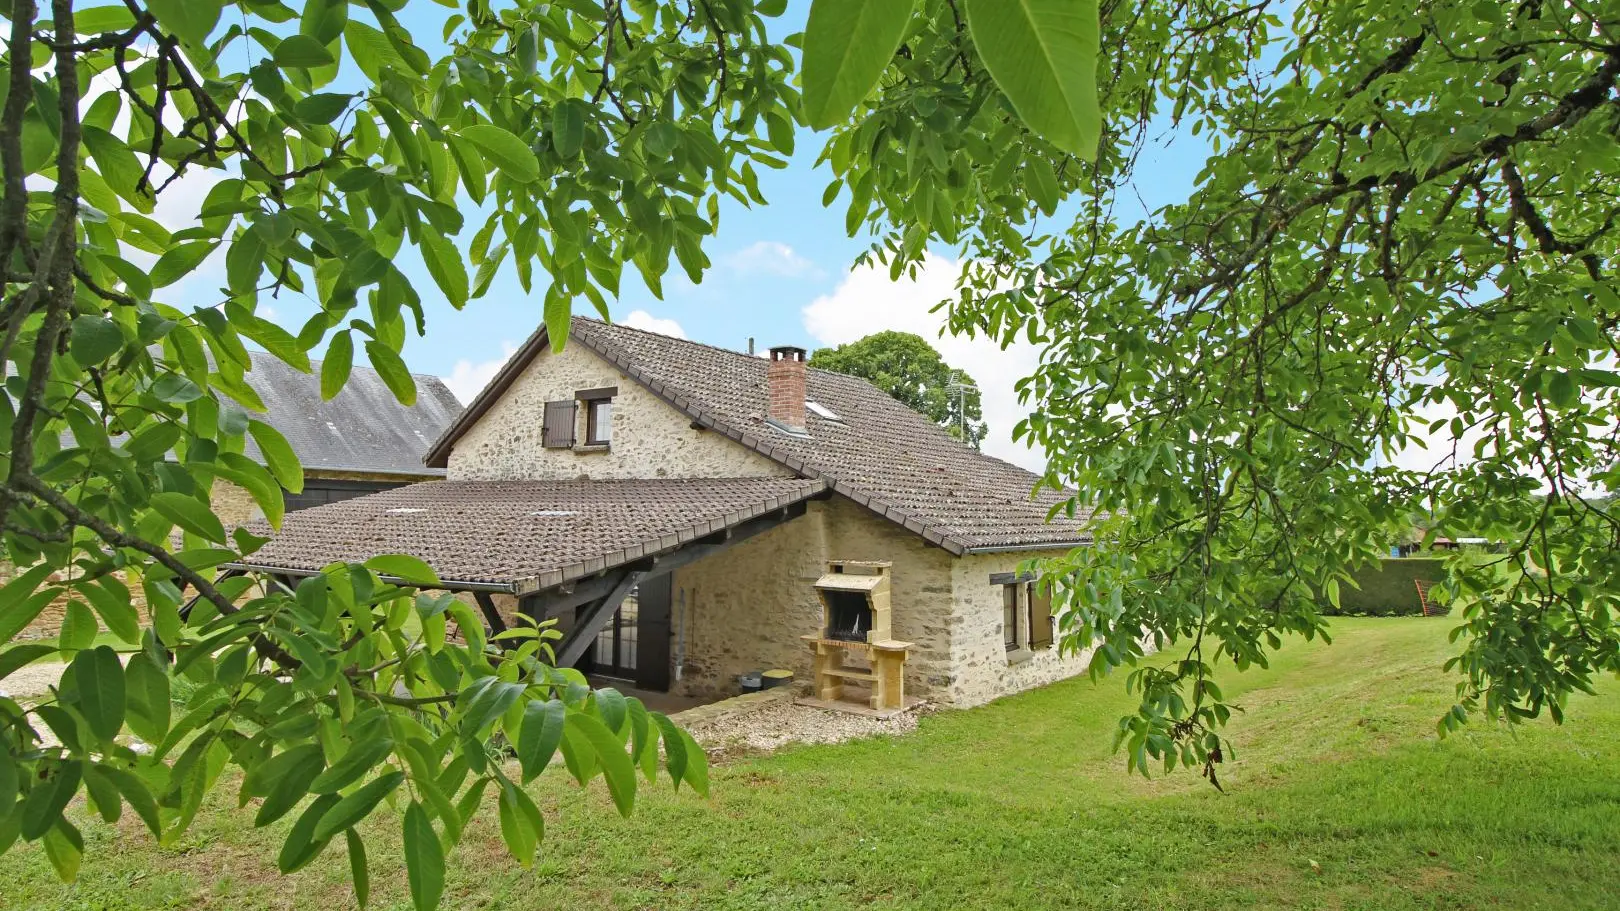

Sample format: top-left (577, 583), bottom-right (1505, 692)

top-left (441, 331), bottom-right (791, 482)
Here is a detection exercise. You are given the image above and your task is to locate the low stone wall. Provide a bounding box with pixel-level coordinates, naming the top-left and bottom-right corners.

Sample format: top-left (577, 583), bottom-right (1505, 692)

top-left (670, 685), bottom-right (796, 727)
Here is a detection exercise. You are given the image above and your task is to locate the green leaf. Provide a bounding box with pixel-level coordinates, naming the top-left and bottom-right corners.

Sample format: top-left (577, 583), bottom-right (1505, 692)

top-left (1547, 370), bottom-right (1580, 408)
top-left (249, 419), bottom-right (304, 493)
top-left (518, 698), bottom-right (567, 783)
top-left (124, 652), bottom-right (171, 745)
top-left (544, 290), bottom-right (571, 353)
top-left (42, 818), bottom-right (83, 883)
top-left (0, 643), bottom-right (56, 682)
top-left (21, 760), bottom-right (80, 840)
top-left (300, 0), bottom-right (349, 45)
top-left (963, 0), bottom-right (1102, 159)
top-left (81, 578), bottom-right (139, 643)
top-left (251, 744), bottom-right (326, 827)
top-left (151, 241), bottom-right (220, 288)
top-left (456, 676), bottom-right (524, 736)
top-left (551, 99), bottom-right (587, 158)
top-left (801, 0), bottom-right (914, 129)
top-left (594, 687), bottom-right (628, 734)
top-left (567, 713), bottom-right (636, 817)
top-left (421, 232), bottom-right (469, 309)
top-left (146, 0), bottom-right (220, 46)
top-left (345, 20), bottom-right (411, 83)
top-left (678, 728), bottom-right (709, 797)
top-left (276, 34), bottom-right (337, 68)
top-left (346, 829), bottom-right (371, 908)
top-left (70, 646), bottom-right (126, 742)
top-left (82, 126), bottom-right (152, 213)
top-left (312, 770), bottom-right (403, 841)
top-left (277, 793), bottom-right (340, 873)
top-left (497, 779), bottom-right (542, 867)
top-left (364, 341), bottom-right (418, 406)
top-left (456, 124), bottom-right (540, 184)
top-left (20, 115), bottom-right (53, 175)
top-left (0, 589), bottom-right (58, 643)
top-left (101, 765), bottom-right (161, 837)
top-left (321, 332), bottom-right (354, 401)
top-left (446, 135), bottom-right (487, 204)
top-left (404, 801), bottom-right (445, 911)
top-left (82, 762), bottom-right (124, 824)
top-left (57, 600), bottom-right (98, 651)
top-left (150, 491), bottom-right (228, 544)
top-left (364, 553), bottom-right (440, 586)
top-left (75, 6), bottom-right (138, 33)
top-left (310, 737), bottom-right (394, 794)
top-left (150, 373), bottom-right (204, 404)
top-left (293, 92), bottom-right (353, 125)
top-left (68, 315), bottom-right (124, 366)
top-left (515, 23), bottom-right (539, 75)
top-left (652, 712), bottom-right (687, 789)
top-left (0, 736), bottom-right (16, 809)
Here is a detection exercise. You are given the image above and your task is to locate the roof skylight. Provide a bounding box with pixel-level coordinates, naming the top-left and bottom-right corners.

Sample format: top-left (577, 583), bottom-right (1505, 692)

top-left (805, 400), bottom-right (841, 421)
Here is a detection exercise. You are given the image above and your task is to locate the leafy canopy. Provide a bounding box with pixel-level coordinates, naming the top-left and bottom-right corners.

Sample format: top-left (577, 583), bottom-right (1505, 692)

top-left (870, 0), bottom-right (1617, 785)
top-left (0, 0), bottom-right (1103, 904)
top-left (810, 330), bottom-right (987, 446)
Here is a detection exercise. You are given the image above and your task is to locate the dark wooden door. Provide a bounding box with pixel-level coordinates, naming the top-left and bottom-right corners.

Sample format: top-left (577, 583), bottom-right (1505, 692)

top-left (635, 574), bottom-right (672, 692)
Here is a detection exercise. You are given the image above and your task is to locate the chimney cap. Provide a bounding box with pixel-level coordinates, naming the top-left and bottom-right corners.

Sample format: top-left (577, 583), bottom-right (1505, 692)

top-left (769, 345), bottom-right (807, 362)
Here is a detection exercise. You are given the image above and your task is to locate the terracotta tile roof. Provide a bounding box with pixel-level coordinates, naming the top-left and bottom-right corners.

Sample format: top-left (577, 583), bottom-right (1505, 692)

top-left (235, 478), bottom-right (827, 593)
top-left (425, 317), bottom-right (1091, 553)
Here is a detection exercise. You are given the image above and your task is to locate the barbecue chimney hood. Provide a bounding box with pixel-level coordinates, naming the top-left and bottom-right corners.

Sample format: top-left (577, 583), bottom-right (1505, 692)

top-left (814, 560), bottom-right (891, 643)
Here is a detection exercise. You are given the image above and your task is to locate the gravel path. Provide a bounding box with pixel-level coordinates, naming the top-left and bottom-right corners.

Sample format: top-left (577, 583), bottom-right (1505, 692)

top-left (685, 700), bottom-right (920, 754)
top-left (0, 658), bottom-right (69, 701)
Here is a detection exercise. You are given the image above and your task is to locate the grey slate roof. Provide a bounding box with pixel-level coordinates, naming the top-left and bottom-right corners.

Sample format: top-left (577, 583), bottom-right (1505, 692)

top-left (425, 317), bottom-right (1091, 553)
top-left (238, 477), bottom-right (827, 593)
top-left (242, 349), bottom-right (462, 477)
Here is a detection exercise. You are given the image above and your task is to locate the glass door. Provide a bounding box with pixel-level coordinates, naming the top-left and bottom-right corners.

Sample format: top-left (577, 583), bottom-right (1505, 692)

top-left (591, 589), bottom-right (639, 680)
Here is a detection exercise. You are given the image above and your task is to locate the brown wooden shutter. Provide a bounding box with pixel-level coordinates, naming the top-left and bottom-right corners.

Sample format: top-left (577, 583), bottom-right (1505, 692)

top-left (1028, 583), bottom-right (1053, 650)
top-left (542, 400), bottom-right (576, 448)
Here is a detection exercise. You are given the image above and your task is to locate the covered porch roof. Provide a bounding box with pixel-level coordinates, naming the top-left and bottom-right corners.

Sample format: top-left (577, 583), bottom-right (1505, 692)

top-left (229, 477), bottom-right (827, 595)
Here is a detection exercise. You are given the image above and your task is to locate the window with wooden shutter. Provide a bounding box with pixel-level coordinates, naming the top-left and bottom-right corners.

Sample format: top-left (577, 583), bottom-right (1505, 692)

top-left (1028, 583), bottom-right (1053, 650)
top-left (542, 400), bottom-right (576, 448)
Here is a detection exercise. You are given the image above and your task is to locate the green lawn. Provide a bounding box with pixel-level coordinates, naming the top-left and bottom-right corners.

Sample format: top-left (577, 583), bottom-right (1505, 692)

top-left (6, 618), bottom-right (1618, 910)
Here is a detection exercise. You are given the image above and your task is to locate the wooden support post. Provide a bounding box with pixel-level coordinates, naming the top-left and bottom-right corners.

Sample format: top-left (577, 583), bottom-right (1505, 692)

top-left (473, 591), bottom-right (507, 635)
top-left (555, 570), bottom-right (642, 668)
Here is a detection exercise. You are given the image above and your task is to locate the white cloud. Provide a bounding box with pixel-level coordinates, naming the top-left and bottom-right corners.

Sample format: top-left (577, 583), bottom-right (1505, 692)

top-left (619, 309), bottom-right (687, 338)
top-left (443, 340), bottom-right (519, 405)
top-left (802, 253), bottom-right (1046, 473)
top-left (723, 241), bottom-right (820, 278)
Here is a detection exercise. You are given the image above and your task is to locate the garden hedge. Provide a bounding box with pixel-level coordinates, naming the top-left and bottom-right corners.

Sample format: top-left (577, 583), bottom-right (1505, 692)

top-left (1326, 558), bottom-right (1450, 616)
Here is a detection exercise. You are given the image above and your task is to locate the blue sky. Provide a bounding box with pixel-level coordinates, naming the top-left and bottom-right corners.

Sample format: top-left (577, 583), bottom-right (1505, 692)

top-left (164, 2), bottom-right (1211, 471)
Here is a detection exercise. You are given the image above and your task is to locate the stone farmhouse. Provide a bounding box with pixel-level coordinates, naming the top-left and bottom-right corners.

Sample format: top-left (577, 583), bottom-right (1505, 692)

top-left (236, 317), bottom-right (1095, 708)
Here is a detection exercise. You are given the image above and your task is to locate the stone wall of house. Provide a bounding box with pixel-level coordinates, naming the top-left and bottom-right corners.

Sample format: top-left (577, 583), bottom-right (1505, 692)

top-left (666, 497), bottom-right (957, 701)
top-left (5, 564), bottom-right (152, 641)
top-left (945, 551), bottom-right (1097, 707)
top-left (665, 500), bottom-right (827, 699)
top-left (213, 479), bottom-right (265, 531)
top-left (446, 341), bottom-right (791, 482)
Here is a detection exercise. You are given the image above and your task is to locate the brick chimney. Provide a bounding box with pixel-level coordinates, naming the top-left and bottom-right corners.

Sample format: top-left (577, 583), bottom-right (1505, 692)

top-left (766, 345), bottom-right (807, 434)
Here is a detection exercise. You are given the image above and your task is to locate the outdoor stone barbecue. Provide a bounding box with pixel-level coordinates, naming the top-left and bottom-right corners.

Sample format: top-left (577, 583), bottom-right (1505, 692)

top-left (802, 561), bottom-right (912, 713)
